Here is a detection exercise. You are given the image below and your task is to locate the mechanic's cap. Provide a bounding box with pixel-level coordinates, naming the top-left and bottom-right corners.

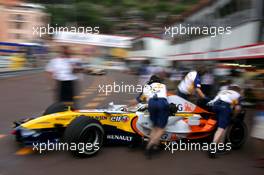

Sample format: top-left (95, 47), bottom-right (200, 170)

top-left (229, 84), bottom-right (242, 93)
top-left (196, 65), bottom-right (207, 75)
top-left (148, 75), bottom-right (161, 84)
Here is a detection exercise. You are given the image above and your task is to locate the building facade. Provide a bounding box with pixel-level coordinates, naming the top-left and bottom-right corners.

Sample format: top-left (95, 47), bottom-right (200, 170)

top-left (168, 0), bottom-right (263, 54)
top-left (0, 0), bottom-right (48, 43)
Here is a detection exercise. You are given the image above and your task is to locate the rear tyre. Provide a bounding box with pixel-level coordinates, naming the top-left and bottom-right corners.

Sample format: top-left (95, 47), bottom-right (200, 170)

top-left (63, 116), bottom-right (104, 158)
top-left (225, 121), bottom-right (248, 149)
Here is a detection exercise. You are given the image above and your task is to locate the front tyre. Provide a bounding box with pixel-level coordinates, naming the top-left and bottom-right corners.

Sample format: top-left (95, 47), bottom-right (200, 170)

top-left (43, 102), bottom-right (74, 115)
top-left (63, 116), bottom-right (104, 158)
top-left (225, 121), bottom-right (248, 149)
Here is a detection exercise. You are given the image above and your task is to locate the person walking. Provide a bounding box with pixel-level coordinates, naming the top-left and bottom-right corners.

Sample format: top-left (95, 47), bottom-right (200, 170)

top-left (45, 46), bottom-right (79, 104)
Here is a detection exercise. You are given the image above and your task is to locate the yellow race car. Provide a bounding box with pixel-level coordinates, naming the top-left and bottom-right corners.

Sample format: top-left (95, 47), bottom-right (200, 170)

top-left (12, 96), bottom-right (247, 157)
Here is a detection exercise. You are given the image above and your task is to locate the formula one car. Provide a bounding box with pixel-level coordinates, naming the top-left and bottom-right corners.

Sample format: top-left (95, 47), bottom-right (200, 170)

top-left (12, 95), bottom-right (248, 157)
top-left (83, 67), bottom-right (107, 75)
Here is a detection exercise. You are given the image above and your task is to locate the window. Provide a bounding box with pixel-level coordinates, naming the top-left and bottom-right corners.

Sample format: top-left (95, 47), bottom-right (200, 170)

top-left (15, 33), bottom-right (21, 39)
top-left (219, 0), bottom-right (251, 17)
top-left (15, 14), bottom-right (23, 21)
top-left (15, 22), bottom-right (23, 29)
top-left (132, 40), bottom-right (145, 51)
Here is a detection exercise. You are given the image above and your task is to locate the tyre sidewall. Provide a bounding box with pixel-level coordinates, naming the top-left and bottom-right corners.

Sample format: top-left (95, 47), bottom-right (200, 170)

top-left (226, 121), bottom-right (248, 149)
top-left (63, 117), bottom-right (104, 157)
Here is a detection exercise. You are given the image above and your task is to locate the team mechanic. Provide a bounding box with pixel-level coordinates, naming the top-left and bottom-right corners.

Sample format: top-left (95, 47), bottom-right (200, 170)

top-left (137, 75), bottom-right (169, 158)
top-left (207, 84), bottom-right (242, 158)
top-left (177, 67), bottom-right (207, 100)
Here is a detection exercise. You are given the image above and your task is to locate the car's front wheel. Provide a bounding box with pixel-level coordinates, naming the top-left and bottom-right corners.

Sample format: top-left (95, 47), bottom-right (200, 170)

top-left (63, 116), bottom-right (104, 157)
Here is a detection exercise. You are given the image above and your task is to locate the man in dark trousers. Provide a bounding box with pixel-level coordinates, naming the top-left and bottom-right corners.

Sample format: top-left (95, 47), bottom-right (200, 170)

top-left (46, 46), bottom-right (80, 104)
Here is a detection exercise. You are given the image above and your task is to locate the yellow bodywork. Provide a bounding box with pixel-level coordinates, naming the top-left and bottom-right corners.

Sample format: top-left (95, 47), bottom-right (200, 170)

top-left (21, 110), bottom-right (137, 134)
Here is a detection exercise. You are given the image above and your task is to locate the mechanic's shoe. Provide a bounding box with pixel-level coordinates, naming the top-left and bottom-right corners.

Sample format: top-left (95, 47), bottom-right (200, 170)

top-left (207, 150), bottom-right (216, 159)
top-left (145, 145), bottom-right (154, 160)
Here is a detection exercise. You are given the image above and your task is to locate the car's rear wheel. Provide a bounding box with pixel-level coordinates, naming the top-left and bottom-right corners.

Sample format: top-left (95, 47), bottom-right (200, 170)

top-left (63, 116), bottom-right (104, 158)
top-left (43, 102), bottom-right (74, 115)
top-left (225, 120), bottom-right (248, 149)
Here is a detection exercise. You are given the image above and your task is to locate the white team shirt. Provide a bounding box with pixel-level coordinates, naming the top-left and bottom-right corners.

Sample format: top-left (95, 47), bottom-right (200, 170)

top-left (212, 90), bottom-right (240, 106)
top-left (142, 82), bottom-right (167, 101)
top-left (178, 71), bottom-right (201, 95)
top-left (45, 58), bottom-right (78, 81)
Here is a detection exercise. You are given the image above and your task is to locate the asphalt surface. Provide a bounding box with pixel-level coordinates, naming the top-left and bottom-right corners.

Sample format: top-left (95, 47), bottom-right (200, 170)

top-left (0, 71), bottom-right (263, 175)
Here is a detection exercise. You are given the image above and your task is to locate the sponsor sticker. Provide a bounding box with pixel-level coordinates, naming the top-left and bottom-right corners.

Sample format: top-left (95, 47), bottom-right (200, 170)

top-left (110, 116), bottom-right (129, 122)
top-left (107, 135), bottom-right (132, 141)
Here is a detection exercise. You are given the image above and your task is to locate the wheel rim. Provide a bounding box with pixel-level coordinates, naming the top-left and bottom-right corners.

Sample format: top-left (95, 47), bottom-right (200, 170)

top-left (79, 125), bottom-right (102, 155)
